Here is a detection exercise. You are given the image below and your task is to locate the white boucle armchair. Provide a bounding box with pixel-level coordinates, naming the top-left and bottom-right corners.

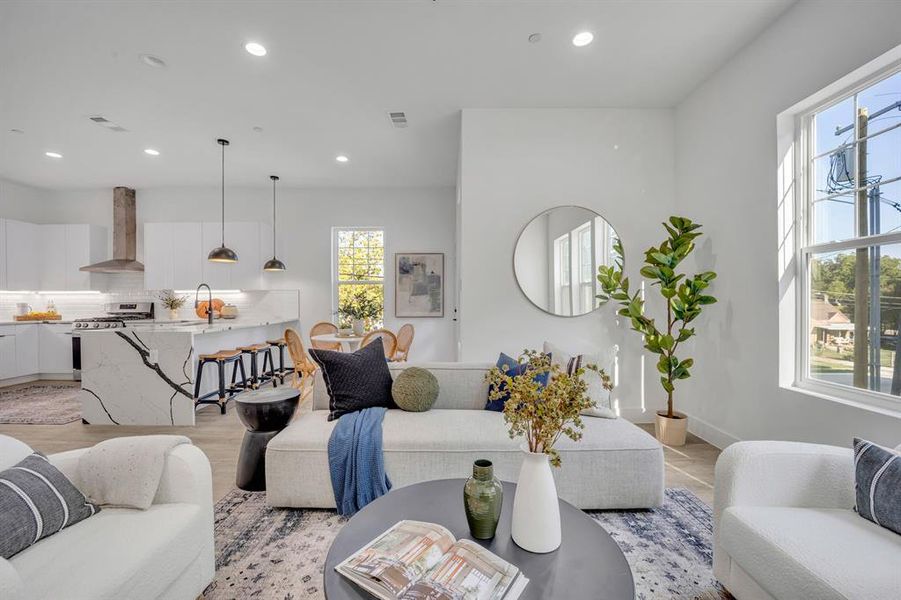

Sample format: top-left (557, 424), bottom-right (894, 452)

top-left (713, 440), bottom-right (901, 600)
top-left (0, 436), bottom-right (215, 600)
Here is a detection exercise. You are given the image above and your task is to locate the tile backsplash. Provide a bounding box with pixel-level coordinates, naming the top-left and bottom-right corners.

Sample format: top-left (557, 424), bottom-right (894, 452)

top-left (0, 285), bottom-right (301, 323)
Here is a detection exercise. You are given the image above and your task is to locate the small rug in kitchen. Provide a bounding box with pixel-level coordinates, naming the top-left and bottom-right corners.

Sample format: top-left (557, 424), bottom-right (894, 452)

top-left (204, 487), bottom-right (730, 600)
top-left (0, 383), bottom-right (81, 425)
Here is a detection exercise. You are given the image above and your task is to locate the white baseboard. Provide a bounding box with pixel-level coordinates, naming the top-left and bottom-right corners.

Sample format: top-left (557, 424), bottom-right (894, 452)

top-left (0, 373), bottom-right (76, 387)
top-left (685, 414), bottom-right (740, 449)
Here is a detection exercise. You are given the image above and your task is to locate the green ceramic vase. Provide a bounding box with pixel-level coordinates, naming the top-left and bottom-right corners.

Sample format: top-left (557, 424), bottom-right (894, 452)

top-left (463, 459), bottom-right (503, 539)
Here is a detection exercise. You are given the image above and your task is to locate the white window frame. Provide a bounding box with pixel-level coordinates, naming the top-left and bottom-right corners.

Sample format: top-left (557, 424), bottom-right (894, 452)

top-left (331, 226), bottom-right (385, 322)
top-left (793, 60), bottom-right (901, 414)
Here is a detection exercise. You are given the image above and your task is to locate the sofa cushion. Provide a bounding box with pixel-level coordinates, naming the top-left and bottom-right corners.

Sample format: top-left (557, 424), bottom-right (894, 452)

top-left (309, 339), bottom-right (395, 421)
top-left (267, 408), bottom-right (664, 509)
top-left (544, 341), bottom-right (617, 418)
top-left (0, 453), bottom-right (99, 559)
top-left (10, 503), bottom-right (206, 600)
top-left (853, 438), bottom-right (901, 535)
top-left (314, 362), bottom-right (496, 411)
top-left (720, 506), bottom-right (901, 600)
top-left (485, 353), bottom-right (550, 412)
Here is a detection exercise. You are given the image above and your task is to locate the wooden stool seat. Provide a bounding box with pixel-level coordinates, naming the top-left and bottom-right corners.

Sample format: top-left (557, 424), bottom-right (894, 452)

top-left (267, 338), bottom-right (286, 346)
top-left (199, 349), bottom-right (242, 361)
top-left (238, 343), bottom-right (270, 353)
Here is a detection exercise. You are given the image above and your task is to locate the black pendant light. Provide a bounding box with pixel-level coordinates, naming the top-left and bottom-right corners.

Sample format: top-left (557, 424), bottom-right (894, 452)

top-left (208, 138), bottom-right (238, 263)
top-left (263, 175), bottom-right (286, 272)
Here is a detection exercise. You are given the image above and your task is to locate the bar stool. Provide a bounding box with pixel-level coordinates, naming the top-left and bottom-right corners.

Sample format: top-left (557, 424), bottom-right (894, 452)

top-left (194, 349), bottom-right (247, 414)
top-left (238, 343), bottom-right (276, 390)
top-left (267, 338), bottom-right (290, 385)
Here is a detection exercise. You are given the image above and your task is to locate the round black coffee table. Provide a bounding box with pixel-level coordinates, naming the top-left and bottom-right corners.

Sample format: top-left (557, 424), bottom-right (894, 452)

top-left (324, 479), bottom-right (634, 599)
top-left (234, 387), bottom-right (300, 491)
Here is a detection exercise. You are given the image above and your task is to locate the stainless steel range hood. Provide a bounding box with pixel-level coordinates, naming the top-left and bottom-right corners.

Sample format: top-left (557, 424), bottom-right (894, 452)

top-left (80, 187), bottom-right (145, 273)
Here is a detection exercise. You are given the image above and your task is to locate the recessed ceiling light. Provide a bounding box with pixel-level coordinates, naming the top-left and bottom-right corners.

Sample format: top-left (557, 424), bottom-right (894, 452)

top-left (528, 33), bottom-right (542, 44)
top-left (252, 126), bottom-right (264, 133)
top-left (245, 42), bottom-right (267, 57)
top-left (139, 54), bottom-right (167, 68)
top-left (572, 31), bottom-right (594, 47)
top-left (9, 128), bottom-right (24, 134)
top-left (144, 148), bottom-right (160, 156)
top-left (335, 155), bottom-right (349, 163)
top-left (45, 151), bottom-right (63, 159)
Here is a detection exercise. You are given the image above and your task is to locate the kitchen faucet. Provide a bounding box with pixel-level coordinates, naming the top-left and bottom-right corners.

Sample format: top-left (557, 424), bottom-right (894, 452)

top-left (195, 283), bottom-right (213, 325)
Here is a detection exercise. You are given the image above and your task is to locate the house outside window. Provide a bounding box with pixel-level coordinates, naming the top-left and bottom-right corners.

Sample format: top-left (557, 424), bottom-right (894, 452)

top-left (799, 66), bottom-right (901, 404)
top-left (334, 228), bottom-right (384, 328)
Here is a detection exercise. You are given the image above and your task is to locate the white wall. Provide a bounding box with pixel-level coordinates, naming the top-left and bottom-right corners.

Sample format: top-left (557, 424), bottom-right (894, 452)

top-left (5, 185), bottom-right (457, 361)
top-left (459, 108), bottom-right (676, 420)
top-left (675, 0), bottom-right (901, 448)
top-left (0, 179), bottom-right (52, 222)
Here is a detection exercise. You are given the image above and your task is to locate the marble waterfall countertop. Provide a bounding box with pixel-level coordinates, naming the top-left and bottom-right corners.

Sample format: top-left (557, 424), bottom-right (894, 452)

top-left (78, 318), bottom-right (299, 426)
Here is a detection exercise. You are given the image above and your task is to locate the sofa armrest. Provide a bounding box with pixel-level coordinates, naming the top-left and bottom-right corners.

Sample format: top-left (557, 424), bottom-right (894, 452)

top-left (714, 441), bottom-right (854, 525)
top-left (152, 444), bottom-right (213, 508)
top-left (0, 558), bottom-right (24, 600)
top-left (48, 448), bottom-right (88, 489)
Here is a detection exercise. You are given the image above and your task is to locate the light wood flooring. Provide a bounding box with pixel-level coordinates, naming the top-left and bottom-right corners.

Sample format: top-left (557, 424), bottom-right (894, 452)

top-left (0, 381), bottom-right (719, 504)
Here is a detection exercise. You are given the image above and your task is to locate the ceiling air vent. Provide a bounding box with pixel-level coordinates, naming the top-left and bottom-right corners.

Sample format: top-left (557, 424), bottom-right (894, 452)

top-left (89, 116), bottom-right (128, 132)
top-left (388, 111), bottom-right (408, 128)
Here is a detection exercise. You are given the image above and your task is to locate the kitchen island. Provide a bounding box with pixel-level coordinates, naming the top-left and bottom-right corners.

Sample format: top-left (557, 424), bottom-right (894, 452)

top-left (78, 318), bottom-right (299, 426)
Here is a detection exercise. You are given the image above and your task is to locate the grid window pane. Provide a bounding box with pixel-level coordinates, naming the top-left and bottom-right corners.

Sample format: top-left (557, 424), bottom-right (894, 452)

top-left (857, 70), bottom-right (901, 137)
top-left (809, 244), bottom-right (901, 395)
top-left (865, 125), bottom-right (901, 184)
top-left (813, 96), bottom-right (855, 157)
top-left (812, 193), bottom-right (856, 244)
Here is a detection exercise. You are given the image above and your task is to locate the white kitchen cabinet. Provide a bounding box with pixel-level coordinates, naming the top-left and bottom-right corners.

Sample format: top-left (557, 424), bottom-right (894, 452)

top-left (5, 219), bottom-right (39, 290)
top-left (14, 324), bottom-right (39, 376)
top-left (227, 222), bottom-right (261, 290)
top-left (64, 224), bottom-right (107, 290)
top-left (40, 224), bottom-right (68, 290)
top-left (39, 323), bottom-right (73, 374)
top-left (144, 222), bottom-right (203, 290)
top-left (0, 220), bottom-right (7, 290)
top-left (0, 327), bottom-right (15, 380)
top-left (201, 221), bottom-right (234, 289)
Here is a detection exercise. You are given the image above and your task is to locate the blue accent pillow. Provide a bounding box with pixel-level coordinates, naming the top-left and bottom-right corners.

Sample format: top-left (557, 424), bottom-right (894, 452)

top-left (485, 353), bottom-right (550, 412)
top-left (854, 438), bottom-right (901, 535)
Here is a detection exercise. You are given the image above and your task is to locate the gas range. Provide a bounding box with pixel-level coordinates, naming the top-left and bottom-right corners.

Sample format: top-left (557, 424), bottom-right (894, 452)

top-left (73, 302), bottom-right (155, 330)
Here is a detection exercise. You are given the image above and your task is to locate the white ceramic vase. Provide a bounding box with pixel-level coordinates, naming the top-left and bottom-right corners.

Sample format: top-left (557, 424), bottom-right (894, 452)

top-left (168, 308), bottom-right (179, 321)
top-left (511, 445), bottom-right (561, 553)
top-left (352, 319), bottom-right (365, 336)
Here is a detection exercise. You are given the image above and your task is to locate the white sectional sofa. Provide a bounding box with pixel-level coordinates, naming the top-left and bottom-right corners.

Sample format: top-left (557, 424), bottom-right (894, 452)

top-left (0, 436), bottom-right (215, 600)
top-left (714, 440), bottom-right (901, 600)
top-left (266, 362), bottom-right (664, 509)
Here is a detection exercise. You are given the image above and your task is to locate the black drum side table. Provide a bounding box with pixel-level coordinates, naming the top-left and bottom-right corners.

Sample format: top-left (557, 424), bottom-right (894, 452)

top-left (235, 387), bottom-right (300, 491)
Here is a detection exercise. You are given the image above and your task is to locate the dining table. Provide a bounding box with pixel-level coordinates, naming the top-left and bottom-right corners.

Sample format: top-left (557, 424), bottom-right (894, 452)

top-left (311, 332), bottom-right (365, 352)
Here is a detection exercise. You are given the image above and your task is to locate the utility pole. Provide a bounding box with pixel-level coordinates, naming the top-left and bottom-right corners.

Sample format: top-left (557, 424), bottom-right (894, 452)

top-left (854, 107), bottom-right (869, 389)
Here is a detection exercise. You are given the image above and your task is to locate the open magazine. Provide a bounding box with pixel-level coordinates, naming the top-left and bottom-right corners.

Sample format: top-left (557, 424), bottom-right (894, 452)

top-left (335, 520), bottom-right (529, 600)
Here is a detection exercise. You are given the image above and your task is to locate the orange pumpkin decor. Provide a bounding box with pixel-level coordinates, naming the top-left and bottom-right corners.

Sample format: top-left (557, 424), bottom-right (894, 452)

top-left (195, 298), bottom-right (225, 319)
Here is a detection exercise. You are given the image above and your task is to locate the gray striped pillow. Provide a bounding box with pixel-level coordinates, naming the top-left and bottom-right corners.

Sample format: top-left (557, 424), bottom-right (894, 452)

top-left (0, 452), bottom-right (99, 558)
top-left (853, 438), bottom-right (901, 536)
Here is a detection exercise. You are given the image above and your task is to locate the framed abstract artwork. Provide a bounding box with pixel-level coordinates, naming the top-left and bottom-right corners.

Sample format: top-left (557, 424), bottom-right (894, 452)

top-left (395, 253), bottom-right (444, 318)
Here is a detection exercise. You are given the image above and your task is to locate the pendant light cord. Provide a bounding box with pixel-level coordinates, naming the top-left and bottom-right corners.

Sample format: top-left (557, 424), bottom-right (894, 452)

top-left (272, 177), bottom-right (277, 256)
top-left (220, 141), bottom-right (226, 246)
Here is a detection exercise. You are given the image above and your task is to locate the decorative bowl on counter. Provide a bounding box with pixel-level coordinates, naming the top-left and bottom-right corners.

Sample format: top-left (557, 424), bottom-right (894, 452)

top-left (195, 299), bottom-right (225, 319)
top-left (220, 304), bottom-right (239, 319)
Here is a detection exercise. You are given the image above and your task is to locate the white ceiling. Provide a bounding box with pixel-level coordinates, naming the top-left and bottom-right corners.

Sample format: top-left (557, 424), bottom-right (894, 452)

top-left (0, 0), bottom-right (794, 190)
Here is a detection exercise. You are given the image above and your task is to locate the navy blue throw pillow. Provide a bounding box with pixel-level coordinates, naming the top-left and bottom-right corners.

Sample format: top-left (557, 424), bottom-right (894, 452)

top-left (485, 353), bottom-right (550, 412)
top-left (853, 438), bottom-right (901, 536)
top-left (309, 338), bottom-right (396, 421)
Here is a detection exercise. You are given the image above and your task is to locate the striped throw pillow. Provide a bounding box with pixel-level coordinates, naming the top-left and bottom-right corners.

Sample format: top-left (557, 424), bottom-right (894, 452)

top-left (0, 452), bottom-right (99, 558)
top-left (853, 438), bottom-right (901, 535)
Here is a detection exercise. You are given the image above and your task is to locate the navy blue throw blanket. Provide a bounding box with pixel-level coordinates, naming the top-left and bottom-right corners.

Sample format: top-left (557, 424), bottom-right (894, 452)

top-left (327, 406), bottom-right (392, 516)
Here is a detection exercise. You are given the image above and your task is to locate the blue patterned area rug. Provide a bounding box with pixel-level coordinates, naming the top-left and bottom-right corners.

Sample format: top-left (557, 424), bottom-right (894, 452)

top-left (204, 488), bottom-right (730, 600)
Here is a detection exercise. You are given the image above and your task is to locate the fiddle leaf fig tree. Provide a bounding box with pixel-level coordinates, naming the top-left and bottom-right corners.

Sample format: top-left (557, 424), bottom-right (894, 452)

top-left (596, 217), bottom-right (716, 419)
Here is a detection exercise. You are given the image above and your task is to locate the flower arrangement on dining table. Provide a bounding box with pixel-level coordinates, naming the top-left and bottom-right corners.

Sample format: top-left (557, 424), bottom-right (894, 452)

top-left (485, 350), bottom-right (611, 467)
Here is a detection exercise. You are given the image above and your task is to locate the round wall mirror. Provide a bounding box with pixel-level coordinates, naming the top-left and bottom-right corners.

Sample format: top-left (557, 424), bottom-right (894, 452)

top-left (513, 206), bottom-right (622, 317)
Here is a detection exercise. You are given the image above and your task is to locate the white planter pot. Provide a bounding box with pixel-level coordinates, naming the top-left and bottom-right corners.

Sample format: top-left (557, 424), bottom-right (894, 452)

top-left (168, 308), bottom-right (180, 321)
top-left (511, 445), bottom-right (561, 553)
top-left (352, 319), bottom-right (365, 336)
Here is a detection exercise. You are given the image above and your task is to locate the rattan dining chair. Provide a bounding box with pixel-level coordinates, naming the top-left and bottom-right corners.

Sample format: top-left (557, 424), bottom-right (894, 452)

top-left (391, 323), bottom-right (415, 362)
top-left (309, 321), bottom-right (341, 351)
top-left (360, 329), bottom-right (398, 359)
top-left (284, 328), bottom-right (317, 402)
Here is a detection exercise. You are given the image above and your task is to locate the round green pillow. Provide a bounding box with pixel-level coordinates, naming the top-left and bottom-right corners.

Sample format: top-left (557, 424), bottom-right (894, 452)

top-left (392, 367), bottom-right (439, 412)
